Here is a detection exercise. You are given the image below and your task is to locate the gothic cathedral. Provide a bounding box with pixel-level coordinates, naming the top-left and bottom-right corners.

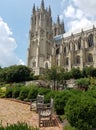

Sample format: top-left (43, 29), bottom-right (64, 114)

top-left (27, 0), bottom-right (96, 75)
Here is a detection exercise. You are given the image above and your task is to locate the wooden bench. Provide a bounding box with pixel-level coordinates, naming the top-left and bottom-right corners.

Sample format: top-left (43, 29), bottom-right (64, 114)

top-left (30, 94), bottom-right (44, 112)
top-left (38, 98), bottom-right (53, 127)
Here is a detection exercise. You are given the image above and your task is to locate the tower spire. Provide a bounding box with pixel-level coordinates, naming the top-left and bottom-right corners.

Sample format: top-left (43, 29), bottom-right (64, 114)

top-left (41, 0), bottom-right (44, 9)
top-left (57, 15), bottom-right (60, 24)
top-left (49, 5), bottom-right (51, 15)
top-left (33, 4), bottom-right (35, 13)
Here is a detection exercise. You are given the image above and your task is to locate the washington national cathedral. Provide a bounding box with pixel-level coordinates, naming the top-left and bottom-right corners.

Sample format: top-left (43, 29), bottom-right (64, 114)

top-left (27, 0), bottom-right (96, 75)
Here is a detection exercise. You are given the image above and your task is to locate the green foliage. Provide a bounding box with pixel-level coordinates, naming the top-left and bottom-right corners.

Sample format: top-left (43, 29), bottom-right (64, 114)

top-left (46, 66), bottom-right (58, 89)
top-left (76, 78), bottom-right (90, 90)
top-left (5, 86), bottom-right (14, 98)
top-left (71, 68), bottom-right (82, 79)
top-left (65, 95), bottom-right (96, 130)
top-left (0, 122), bottom-right (39, 130)
top-left (63, 72), bottom-right (72, 80)
top-left (0, 65), bottom-right (33, 83)
top-left (44, 90), bottom-right (55, 103)
top-left (27, 85), bottom-right (38, 100)
top-left (54, 90), bottom-right (72, 115)
top-left (12, 87), bottom-right (22, 98)
top-left (82, 66), bottom-right (96, 77)
top-left (38, 87), bottom-right (51, 95)
top-left (64, 124), bottom-right (77, 130)
top-left (19, 87), bottom-right (30, 100)
top-left (0, 87), bottom-right (6, 98)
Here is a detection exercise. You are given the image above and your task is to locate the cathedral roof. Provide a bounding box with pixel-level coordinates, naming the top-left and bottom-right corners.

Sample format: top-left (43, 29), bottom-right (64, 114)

top-left (54, 23), bottom-right (96, 41)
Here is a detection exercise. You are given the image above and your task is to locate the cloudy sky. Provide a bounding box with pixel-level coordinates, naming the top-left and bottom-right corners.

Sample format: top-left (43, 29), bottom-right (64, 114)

top-left (0, 0), bottom-right (96, 67)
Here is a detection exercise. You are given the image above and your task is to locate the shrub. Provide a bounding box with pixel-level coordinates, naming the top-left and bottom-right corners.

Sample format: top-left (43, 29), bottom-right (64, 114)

top-left (38, 87), bottom-right (51, 95)
top-left (64, 124), bottom-right (77, 130)
top-left (12, 87), bottom-right (22, 98)
top-left (44, 90), bottom-right (55, 103)
top-left (5, 87), bottom-right (14, 98)
top-left (54, 90), bottom-right (72, 115)
top-left (27, 85), bottom-right (38, 100)
top-left (0, 87), bottom-right (6, 98)
top-left (19, 87), bottom-right (30, 100)
top-left (65, 95), bottom-right (96, 130)
top-left (0, 122), bottom-right (39, 130)
top-left (76, 78), bottom-right (90, 90)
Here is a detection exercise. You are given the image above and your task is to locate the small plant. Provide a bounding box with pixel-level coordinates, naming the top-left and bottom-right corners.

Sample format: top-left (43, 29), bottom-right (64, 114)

top-left (0, 122), bottom-right (39, 130)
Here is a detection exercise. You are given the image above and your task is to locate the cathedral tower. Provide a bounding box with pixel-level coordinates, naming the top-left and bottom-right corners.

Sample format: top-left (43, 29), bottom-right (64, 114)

top-left (27, 0), bottom-right (53, 75)
top-left (52, 15), bottom-right (65, 36)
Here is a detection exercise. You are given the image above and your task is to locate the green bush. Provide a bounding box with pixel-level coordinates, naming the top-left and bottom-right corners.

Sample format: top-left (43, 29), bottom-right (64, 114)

top-left (0, 87), bottom-right (6, 98)
top-left (65, 95), bottom-right (96, 130)
top-left (64, 124), bottom-right (77, 130)
top-left (38, 87), bottom-right (51, 95)
top-left (76, 78), bottom-right (90, 90)
top-left (0, 122), bottom-right (39, 130)
top-left (19, 87), bottom-right (30, 100)
top-left (5, 87), bottom-right (14, 98)
top-left (12, 87), bottom-right (22, 98)
top-left (27, 85), bottom-right (38, 100)
top-left (44, 90), bottom-right (55, 103)
top-left (54, 90), bottom-right (72, 115)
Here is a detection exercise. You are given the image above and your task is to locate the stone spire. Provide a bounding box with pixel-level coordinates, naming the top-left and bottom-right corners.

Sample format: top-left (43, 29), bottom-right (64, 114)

top-left (33, 4), bottom-right (35, 13)
top-left (41, 0), bottom-right (44, 9)
top-left (57, 15), bottom-right (60, 24)
top-left (49, 5), bottom-right (51, 15)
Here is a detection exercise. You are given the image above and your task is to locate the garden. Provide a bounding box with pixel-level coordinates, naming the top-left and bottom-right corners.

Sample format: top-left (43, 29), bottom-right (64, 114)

top-left (0, 65), bottom-right (96, 130)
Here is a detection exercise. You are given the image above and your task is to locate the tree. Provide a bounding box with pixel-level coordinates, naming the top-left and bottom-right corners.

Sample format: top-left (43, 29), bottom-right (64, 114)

top-left (82, 66), bottom-right (96, 78)
top-left (0, 65), bottom-right (32, 83)
top-left (46, 66), bottom-right (58, 90)
top-left (71, 67), bottom-right (82, 79)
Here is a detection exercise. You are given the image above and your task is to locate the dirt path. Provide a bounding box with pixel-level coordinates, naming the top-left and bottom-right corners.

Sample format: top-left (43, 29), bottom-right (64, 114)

top-left (0, 98), bottom-right (62, 130)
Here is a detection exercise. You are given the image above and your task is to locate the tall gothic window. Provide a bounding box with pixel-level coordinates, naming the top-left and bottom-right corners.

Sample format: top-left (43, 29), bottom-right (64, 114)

top-left (66, 57), bottom-right (69, 65)
top-left (76, 56), bottom-right (80, 64)
top-left (64, 47), bottom-right (66, 53)
top-left (78, 37), bottom-right (81, 50)
top-left (88, 34), bottom-right (94, 47)
top-left (69, 44), bottom-right (70, 51)
top-left (56, 48), bottom-right (59, 55)
top-left (45, 63), bottom-right (48, 69)
top-left (88, 53), bottom-right (93, 62)
top-left (73, 44), bottom-right (75, 51)
top-left (33, 62), bottom-right (36, 67)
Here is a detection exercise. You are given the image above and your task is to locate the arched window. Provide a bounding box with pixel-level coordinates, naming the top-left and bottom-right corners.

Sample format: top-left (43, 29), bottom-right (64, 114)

top-left (33, 61), bottom-right (36, 67)
top-left (73, 44), bottom-right (75, 51)
top-left (78, 37), bottom-right (81, 50)
top-left (66, 57), bottom-right (69, 65)
top-left (88, 53), bottom-right (93, 62)
top-left (88, 34), bottom-right (94, 47)
top-left (45, 63), bottom-right (48, 69)
top-left (64, 47), bottom-right (66, 53)
top-left (56, 48), bottom-right (59, 55)
top-left (69, 44), bottom-right (70, 51)
top-left (76, 56), bottom-right (80, 64)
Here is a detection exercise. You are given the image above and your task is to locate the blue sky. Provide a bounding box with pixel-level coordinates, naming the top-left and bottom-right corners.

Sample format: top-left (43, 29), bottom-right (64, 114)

top-left (0, 0), bottom-right (96, 67)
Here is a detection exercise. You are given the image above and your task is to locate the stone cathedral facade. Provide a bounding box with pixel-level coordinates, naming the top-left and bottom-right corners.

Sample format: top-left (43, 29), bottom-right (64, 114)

top-left (27, 0), bottom-right (96, 75)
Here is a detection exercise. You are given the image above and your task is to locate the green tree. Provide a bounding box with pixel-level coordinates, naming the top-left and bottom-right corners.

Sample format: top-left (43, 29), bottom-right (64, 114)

top-left (0, 65), bottom-right (33, 83)
top-left (71, 67), bottom-right (82, 79)
top-left (46, 66), bottom-right (58, 90)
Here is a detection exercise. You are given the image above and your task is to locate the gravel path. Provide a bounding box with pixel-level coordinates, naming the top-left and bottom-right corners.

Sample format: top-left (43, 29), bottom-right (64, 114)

top-left (0, 98), bottom-right (62, 130)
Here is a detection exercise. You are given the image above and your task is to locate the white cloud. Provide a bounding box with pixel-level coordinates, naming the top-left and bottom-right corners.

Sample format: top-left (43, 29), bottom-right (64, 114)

top-left (0, 17), bottom-right (24, 67)
top-left (72, 0), bottom-right (96, 17)
top-left (64, 5), bottom-right (76, 18)
top-left (60, 0), bottom-right (96, 32)
top-left (68, 18), bottom-right (92, 32)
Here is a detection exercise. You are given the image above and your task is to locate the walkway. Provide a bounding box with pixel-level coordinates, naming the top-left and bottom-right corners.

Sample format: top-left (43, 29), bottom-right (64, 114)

top-left (0, 98), bottom-right (62, 130)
